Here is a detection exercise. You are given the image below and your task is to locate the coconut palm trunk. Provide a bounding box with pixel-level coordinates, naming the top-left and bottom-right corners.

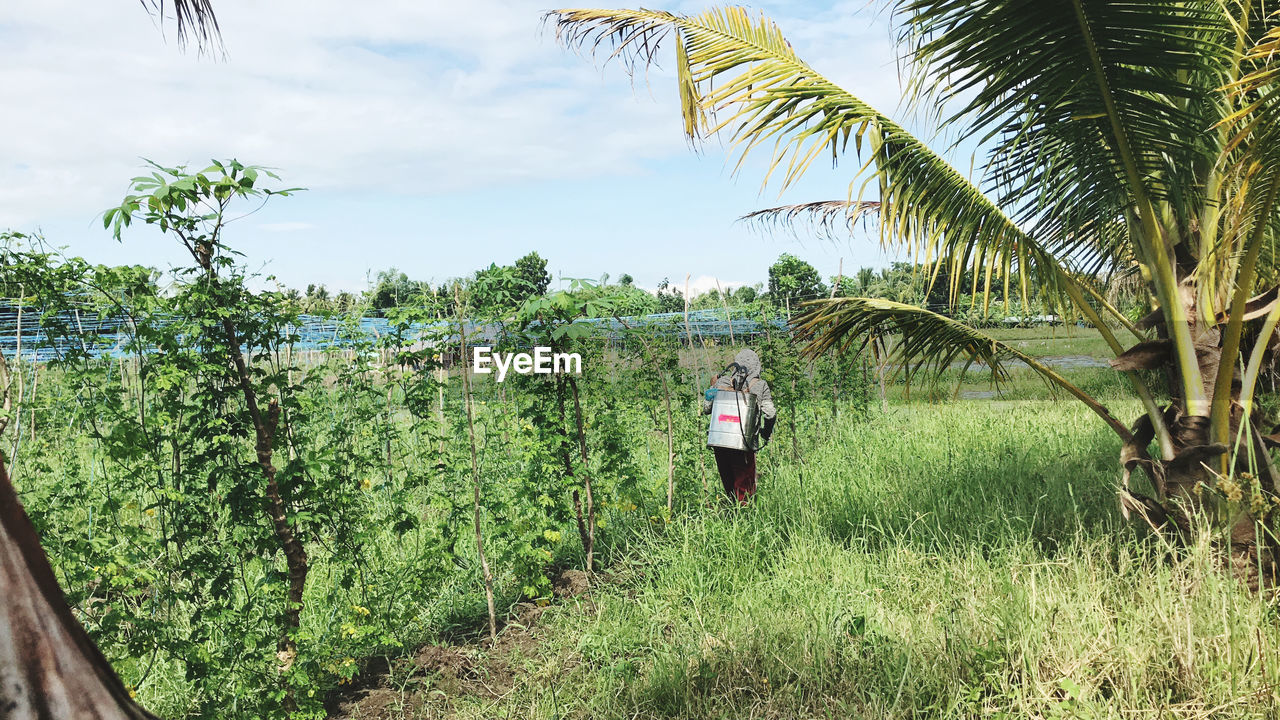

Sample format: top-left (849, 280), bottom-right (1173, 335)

top-left (1, 454), bottom-right (160, 719)
top-left (549, 2), bottom-right (1280, 586)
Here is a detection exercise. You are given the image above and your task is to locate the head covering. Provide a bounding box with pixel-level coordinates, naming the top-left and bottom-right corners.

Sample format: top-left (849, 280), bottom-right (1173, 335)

top-left (734, 348), bottom-right (762, 380)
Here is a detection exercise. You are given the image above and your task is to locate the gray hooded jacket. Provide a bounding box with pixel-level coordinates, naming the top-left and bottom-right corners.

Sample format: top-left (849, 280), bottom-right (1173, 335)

top-left (702, 349), bottom-right (777, 434)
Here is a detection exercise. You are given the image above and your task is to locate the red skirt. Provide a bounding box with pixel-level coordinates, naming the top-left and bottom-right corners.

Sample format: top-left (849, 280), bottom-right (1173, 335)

top-left (712, 447), bottom-right (757, 504)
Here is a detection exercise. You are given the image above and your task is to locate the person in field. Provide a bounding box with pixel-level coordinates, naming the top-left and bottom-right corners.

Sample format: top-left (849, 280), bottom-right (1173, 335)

top-left (702, 348), bottom-right (777, 503)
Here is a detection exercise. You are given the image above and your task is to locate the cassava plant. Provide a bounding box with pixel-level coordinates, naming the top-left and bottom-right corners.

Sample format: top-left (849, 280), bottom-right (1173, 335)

top-left (106, 160), bottom-right (321, 710)
top-left (515, 281), bottom-right (617, 571)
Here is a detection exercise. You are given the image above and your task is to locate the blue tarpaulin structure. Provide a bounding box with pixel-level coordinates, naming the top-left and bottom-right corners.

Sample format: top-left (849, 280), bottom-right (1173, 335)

top-left (1, 303), bottom-right (788, 362)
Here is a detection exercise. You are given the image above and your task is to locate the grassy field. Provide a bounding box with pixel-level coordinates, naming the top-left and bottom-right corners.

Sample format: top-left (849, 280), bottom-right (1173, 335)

top-left (327, 337), bottom-right (1280, 719)
top-left (874, 325), bottom-right (1132, 406)
top-left (984, 325), bottom-right (1116, 359)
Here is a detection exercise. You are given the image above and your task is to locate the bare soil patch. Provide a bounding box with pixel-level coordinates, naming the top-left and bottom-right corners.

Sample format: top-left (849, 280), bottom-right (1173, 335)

top-left (327, 571), bottom-right (589, 719)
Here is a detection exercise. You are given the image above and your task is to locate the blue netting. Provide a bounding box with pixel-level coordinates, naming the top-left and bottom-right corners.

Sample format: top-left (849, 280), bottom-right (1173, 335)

top-left (0, 302), bottom-right (786, 362)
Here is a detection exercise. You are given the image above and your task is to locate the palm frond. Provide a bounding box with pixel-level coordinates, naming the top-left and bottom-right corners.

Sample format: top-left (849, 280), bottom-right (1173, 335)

top-left (900, 0), bottom-right (1232, 240)
top-left (1225, 14), bottom-right (1280, 210)
top-left (138, 0), bottom-right (221, 51)
top-left (741, 200), bottom-right (879, 241)
top-left (1225, 20), bottom-right (1280, 148)
top-left (548, 7), bottom-right (1080, 314)
top-left (899, 0), bottom-right (1237, 415)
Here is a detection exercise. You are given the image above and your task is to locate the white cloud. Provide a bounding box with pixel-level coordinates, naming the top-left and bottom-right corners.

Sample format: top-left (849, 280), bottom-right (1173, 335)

top-left (687, 274), bottom-right (749, 296)
top-left (640, 274), bottom-right (750, 296)
top-left (0, 0), bottom-right (689, 226)
top-left (0, 0), bottom-right (910, 304)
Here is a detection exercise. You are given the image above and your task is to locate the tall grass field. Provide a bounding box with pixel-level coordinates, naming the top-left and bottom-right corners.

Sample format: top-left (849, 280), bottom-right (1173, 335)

top-left (339, 397), bottom-right (1280, 720)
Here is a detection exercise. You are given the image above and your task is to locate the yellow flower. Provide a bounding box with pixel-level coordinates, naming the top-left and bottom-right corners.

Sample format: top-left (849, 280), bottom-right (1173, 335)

top-left (360, 478), bottom-right (372, 491)
top-left (352, 604), bottom-right (370, 616)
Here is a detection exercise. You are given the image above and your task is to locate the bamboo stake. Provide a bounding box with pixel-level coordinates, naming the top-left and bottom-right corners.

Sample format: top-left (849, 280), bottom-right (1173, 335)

top-left (454, 286), bottom-right (497, 643)
top-left (662, 369), bottom-right (675, 514)
top-left (715, 278), bottom-right (734, 345)
top-left (567, 376), bottom-right (595, 572)
top-left (0, 350), bottom-right (10, 437)
top-left (830, 260), bottom-right (843, 417)
top-left (8, 292), bottom-right (23, 475)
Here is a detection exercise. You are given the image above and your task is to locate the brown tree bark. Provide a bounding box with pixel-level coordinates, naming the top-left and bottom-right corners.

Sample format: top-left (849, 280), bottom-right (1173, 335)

top-left (1118, 303), bottom-right (1279, 589)
top-left (1, 454), bottom-right (159, 719)
top-left (222, 321), bottom-right (309, 670)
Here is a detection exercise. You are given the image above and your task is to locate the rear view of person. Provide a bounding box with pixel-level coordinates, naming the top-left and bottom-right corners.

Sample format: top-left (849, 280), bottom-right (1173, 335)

top-left (702, 348), bottom-right (777, 503)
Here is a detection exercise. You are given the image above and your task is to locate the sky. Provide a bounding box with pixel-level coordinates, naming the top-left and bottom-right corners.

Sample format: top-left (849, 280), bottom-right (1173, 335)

top-left (0, 0), bottom-right (937, 296)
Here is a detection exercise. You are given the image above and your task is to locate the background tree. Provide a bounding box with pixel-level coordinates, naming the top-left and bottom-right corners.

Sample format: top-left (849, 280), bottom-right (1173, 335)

top-left (734, 284), bottom-right (760, 304)
top-left (513, 251), bottom-right (552, 299)
top-left (368, 268), bottom-right (427, 311)
top-left (649, 278), bottom-right (682, 313)
top-left (766, 253), bottom-right (826, 309)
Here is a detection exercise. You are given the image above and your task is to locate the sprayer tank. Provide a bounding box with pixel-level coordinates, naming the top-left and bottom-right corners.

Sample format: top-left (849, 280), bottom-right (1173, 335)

top-left (706, 389), bottom-right (759, 451)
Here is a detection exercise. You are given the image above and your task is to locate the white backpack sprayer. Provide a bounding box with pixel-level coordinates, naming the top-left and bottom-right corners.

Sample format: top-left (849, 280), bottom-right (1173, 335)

top-left (706, 362), bottom-right (761, 451)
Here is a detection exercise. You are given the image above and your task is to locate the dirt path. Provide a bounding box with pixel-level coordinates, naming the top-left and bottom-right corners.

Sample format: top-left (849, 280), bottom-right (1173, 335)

top-left (326, 570), bottom-right (590, 719)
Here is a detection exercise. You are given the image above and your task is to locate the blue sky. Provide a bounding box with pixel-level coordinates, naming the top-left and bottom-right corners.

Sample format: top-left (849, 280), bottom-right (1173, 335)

top-left (0, 1), bottom-right (952, 295)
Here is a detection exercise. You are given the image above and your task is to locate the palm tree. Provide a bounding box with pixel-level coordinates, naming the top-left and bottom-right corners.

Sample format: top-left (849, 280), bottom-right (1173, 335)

top-left (548, 3), bottom-right (1280, 584)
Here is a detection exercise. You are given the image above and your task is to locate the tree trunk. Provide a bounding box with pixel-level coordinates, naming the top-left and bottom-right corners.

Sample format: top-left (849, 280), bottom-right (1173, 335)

top-left (1, 454), bottom-right (159, 719)
top-left (1119, 305), bottom-right (1278, 589)
top-left (222, 320), bottom-right (309, 674)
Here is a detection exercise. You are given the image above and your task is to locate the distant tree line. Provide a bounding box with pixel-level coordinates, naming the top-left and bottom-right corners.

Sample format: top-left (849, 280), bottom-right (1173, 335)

top-left (245, 251), bottom-right (1063, 323)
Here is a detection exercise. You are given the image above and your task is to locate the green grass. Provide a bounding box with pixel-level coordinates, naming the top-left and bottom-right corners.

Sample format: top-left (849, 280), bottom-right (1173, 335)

top-left (859, 323), bottom-right (1142, 407)
top-left (984, 326), bottom-right (1116, 359)
top-left (402, 399), bottom-right (1280, 720)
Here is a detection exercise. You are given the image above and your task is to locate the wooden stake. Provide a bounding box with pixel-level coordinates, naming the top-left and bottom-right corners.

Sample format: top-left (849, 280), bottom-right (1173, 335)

top-left (454, 286), bottom-right (497, 643)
